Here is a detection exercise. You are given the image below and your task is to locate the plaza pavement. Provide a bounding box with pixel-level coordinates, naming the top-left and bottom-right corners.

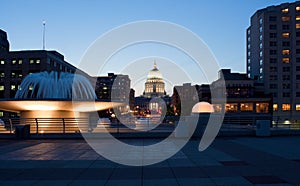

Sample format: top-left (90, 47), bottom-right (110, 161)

top-left (0, 136), bottom-right (299, 186)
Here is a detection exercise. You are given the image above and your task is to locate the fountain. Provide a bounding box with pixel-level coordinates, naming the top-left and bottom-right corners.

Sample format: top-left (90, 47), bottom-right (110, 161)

top-left (0, 71), bottom-right (122, 132)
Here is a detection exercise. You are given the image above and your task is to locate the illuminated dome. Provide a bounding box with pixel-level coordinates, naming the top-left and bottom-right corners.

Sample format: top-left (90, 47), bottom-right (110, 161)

top-left (147, 63), bottom-right (163, 79)
top-left (192, 102), bottom-right (214, 113)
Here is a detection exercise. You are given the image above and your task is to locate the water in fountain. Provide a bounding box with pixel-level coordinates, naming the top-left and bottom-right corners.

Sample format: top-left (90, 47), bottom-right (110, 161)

top-left (15, 71), bottom-right (96, 100)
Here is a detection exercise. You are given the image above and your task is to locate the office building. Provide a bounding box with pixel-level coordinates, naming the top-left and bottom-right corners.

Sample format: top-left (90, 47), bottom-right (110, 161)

top-left (247, 1), bottom-right (300, 122)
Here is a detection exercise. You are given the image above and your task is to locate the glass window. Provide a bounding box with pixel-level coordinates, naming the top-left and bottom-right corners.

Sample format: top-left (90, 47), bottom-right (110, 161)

top-left (270, 41), bottom-right (276, 46)
top-left (296, 104), bottom-right (300, 111)
top-left (269, 24), bottom-right (277, 29)
top-left (269, 16), bottom-right (277, 21)
top-left (297, 6), bottom-right (300, 11)
top-left (282, 41), bottom-right (290, 46)
top-left (270, 75), bottom-right (278, 80)
top-left (270, 58), bottom-right (277, 63)
top-left (11, 59), bottom-right (16, 65)
top-left (270, 84), bottom-right (277, 89)
top-left (297, 24), bottom-right (300, 29)
top-left (283, 67), bottom-right (290, 72)
top-left (296, 66), bottom-right (300, 71)
top-left (297, 15), bottom-right (300, 20)
top-left (273, 104), bottom-right (278, 111)
top-left (282, 104), bottom-right (291, 111)
top-left (282, 58), bottom-right (290, 64)
top-left (225, 103), bottom-right (238, 113)
top-left (0, 60), bottom-right (4, 65)
top-left (282, 32), bottom-right (290, 38)
top-left (283, 75), bottom-right (290, 80)
top-left (282, 25), bottom-right (289, 30)
top-left (213, 104), bottom-right (222, 112)
top-left (270, 33), bottom-right (277, 38)
top-left (296, 92), bottom-right (300, 97)
top-left (0, 72), bottom-right (4, 78)
top-left (282, 8), bottom-right (289, 13)
top-left (270, 67), bottom-right (277, 72)
top-left (283, 92), bottom-right (290, 97)
top-left (29, 59), bottom-right (34, 64)
top-left (282, 49), bottom-right (290, 55)
top-left (0, 85), bottom-right (4, 91)
top-left (256, 103), bottom-right (269, 113)
top-left (18, 59), bottom-right (22, 65)
top-left (282, 16), bottom-right (291, 21)
top-left (36, 59), bottom-right (40, 64)
top-left (270, 50), bottom-right (277, 55)
top-left (240, 103), bottom-right (253, 112)
top-left (10, 85), bottom-right (16, 91)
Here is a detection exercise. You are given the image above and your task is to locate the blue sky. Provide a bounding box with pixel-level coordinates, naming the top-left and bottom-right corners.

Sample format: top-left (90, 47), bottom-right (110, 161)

top-left (0, 0), bottom-right (297, 94)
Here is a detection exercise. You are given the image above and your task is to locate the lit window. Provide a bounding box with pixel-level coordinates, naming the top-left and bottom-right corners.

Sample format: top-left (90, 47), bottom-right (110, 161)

top-left (282, 32), bottom-right (290, 38)
top-left (225, 103), bottom-right (238, 113)
top-left (282, 8), bottom-right (289, 13)
top-left (10, 85), bottom-right (16, 91)
top-left (297, 6), bottom-right (300, 11)
top-left (256, 103), bottom-right (269, 113)
top-left (0, 72), bottom-right (4, 78)
top-left (282, 58), bottom-right (290, 63)
top-left (240, 103), bottom-right (253, 112)
top-left (36, 59), bottom-right (40, 64)
top-left (18, 59), bottom-right (22, 65)
top-left (0, 112), bottom-right (3, 117)
top-left (282, 16), bottom-right (291, 21)
top-left (282, 104), bottom-right (291, 111)
top-left (297, 16), bottom-right (300, 20)
top-left (297, 24), bottom-right (300, 29)
top-left (296, 104), bottom-right (300, 111)
top-left (273, 104), bottom-right (278, 111)
top-left (29, 59), bottom-right (34, 64)
top-left (282, 49), bottom-right (290, 55)
top-left (12, 59), bottom-right (16, 65)
top-left (0, 60), bottom-right (4, 65)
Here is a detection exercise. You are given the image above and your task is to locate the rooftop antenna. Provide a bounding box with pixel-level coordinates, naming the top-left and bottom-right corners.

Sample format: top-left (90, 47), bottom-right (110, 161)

top-left (42, 20), bottom-right (46, 50)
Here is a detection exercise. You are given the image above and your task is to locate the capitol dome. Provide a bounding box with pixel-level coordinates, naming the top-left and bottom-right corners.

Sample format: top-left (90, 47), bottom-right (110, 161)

top-left (147, 63), bottom-right (163, 79)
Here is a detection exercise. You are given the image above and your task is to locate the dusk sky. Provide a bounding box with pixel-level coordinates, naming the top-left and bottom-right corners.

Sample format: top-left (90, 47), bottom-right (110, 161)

top-left (1, 0), bottom-right (297, 94)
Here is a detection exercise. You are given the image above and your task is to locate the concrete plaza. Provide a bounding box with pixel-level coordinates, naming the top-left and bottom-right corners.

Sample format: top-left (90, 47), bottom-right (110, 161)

top-left (0, 136), bottom-right (299, 185)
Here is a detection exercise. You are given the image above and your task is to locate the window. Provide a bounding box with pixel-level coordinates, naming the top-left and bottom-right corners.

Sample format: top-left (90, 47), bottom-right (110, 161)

top-left (283, 58), bottom-right (290, 63)
top-left (11, 72), bottom-right (16, 78)
top-left (260, 59), bottom-right (263, 65)
top-left (269, 24), bottom-right (277, 29)
top-left (282, 32), bottom-right (290, 38)
top-left (270, 41), bottom-right (277, 46)
top-left (296, 66), bottom-right (300, 71)
top-left (297, 32), bottom-right (300, 37)
top-left (240, 103), bottom-right (253, 112)
top-left (270, 50), bottom-right (277, 55)
top-left (282, 16), bottom-right (291, 21)
top-left (269, 16), bottom-right (277, 21)
top-left (297, 75), bottom-right (300, 80)
top-left (297, 15), bottom-right (300, 20)
top-left (270, 75), bottom-right (277, 80)
top-left (297, 6), bottom-right (300, 11)
top-left (282, 104), bottom-right (291, 111)
top-left (282, 8), bottom-right (289, 13)
top-left (297, 58), bottom-right (300, 63)
top-left (297, 92), bottom-right (300, 97)
top-left (29, 59), bottom-right (34, 64)
top-left (283, 41), bottom-right (290, 46)
top-left (270, 67), bottom-right (277, 72)
top-left (282, 49), bottom-right (290, 55)
top-left (270, 33), bottom-right (277, 38)
top-left (272, 92), bottom-right (278, 98)
top-left (259, 18), bottom-right (263, 25)
top-left (10, 85), bottom-right (16, 91)
top-left (36, 59), bottom-right (40, 64)
top-left (0, 85), bottom-right (4, 91)
top-left (225, 103), bottom-right (238, 113)
top-left (283, 75), bottom-right (290, 80)
top-left (270, 84), bottom-right (277, 89)
top-left (297, 49), bottom-right (300, 54)
top-left (283, 67), bottom-right (290, 72)
top-left (273, 104), bottom-right (278, 111)
top-left (297, 83), bottom-right (300, 88)
top-left (256, 103), bottom-right (269, 113)
top-left (283, 92), bottom-right (291, 97)
top-left (296, 104), bottom-right (300, 111)
top-left (0, 72), bottom-right (4, 78)
top-left (18, 59), bottom-right (22, 65)
top-left (297, 24), bottom-right (300, 29)
top-left (0, 60), bottom-right (4, 65)
top-left (270, 58), bottom-right (277, 63)
top-left (297, 40), bottom-right (300, 45)
top-left (282, 25), bottom-right (290, 30)
top-left (11, 59), bottom-right (16, 65)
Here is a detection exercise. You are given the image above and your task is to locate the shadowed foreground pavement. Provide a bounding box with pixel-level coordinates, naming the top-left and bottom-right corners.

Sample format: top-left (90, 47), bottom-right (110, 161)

top-left (0, 137), bottom-right (299, 186)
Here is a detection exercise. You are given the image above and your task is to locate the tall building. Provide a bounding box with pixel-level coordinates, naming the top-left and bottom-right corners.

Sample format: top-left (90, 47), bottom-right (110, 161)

top-left (247, 1), bottom-right (300, 122)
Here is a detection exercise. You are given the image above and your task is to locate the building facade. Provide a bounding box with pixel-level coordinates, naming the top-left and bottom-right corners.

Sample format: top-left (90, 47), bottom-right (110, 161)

top-left (0, 29), bottom-right (86, 118)
top-left (247, 1), bottom-right (300, 122)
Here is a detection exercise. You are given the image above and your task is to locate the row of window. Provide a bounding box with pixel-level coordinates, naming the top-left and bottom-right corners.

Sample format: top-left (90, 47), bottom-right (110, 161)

top-left (269, 14), bottom-right (300, 22)
top-left (273, 103), bottom-right (300, 111)
top-left (214, 103), bottom-right (269, 113)
top-left (268, 74), bottom-right (300, 81)
top-left (0, 59), bottom-right (41, 65)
